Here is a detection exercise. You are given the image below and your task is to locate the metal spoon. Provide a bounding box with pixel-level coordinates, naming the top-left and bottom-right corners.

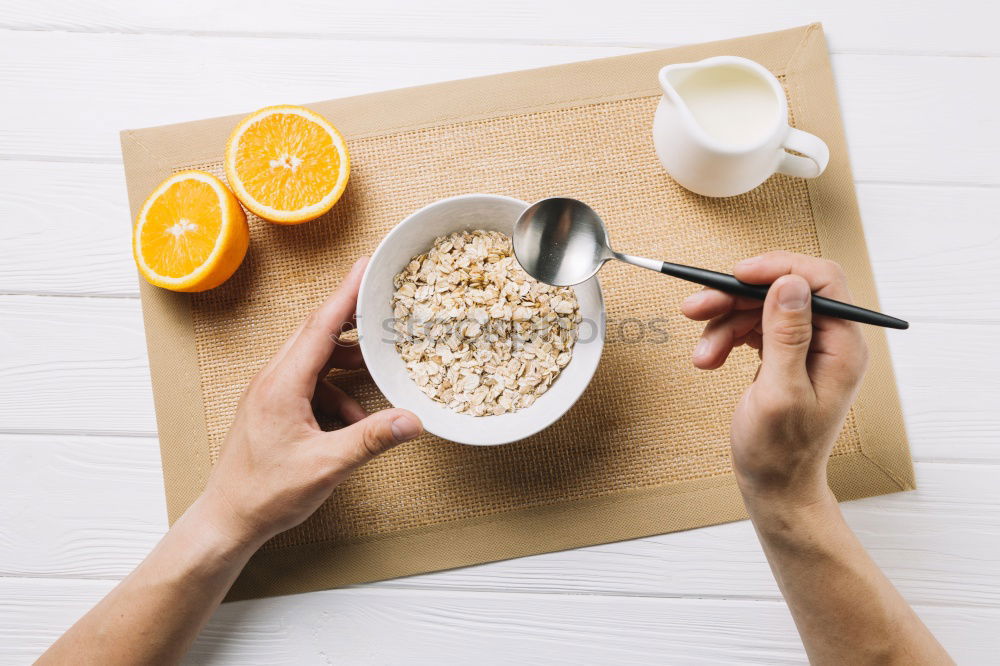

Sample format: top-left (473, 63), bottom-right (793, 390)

top-left (512, 197), bottom-right (908, 330)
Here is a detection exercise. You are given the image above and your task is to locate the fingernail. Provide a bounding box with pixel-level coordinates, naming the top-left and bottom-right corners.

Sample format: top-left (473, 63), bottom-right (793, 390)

top-left (390, 414), bottom-right (422, 442)
top-left (777, 279), bottom-right (810, 311)
top-left (736, 256), bottom-right (762, 270)
top-left (693, 337), bottom-right (711, 359)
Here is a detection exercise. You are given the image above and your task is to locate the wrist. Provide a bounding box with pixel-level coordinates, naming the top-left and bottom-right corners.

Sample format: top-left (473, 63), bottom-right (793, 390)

top-left (733, 461), bottom-right (832, 510)
top-left (740, 483), bottom-right (840, 543)
top-left (176, 490), bottom-right (269, 567)
top-left (121, 492), bottom-right (260, 615)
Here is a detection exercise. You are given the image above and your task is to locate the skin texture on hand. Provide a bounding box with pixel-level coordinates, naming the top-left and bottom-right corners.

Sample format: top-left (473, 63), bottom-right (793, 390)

top-left (38, 257), bottom-right (423, 665)
top-left (681, 251), bottom-right (951, 665)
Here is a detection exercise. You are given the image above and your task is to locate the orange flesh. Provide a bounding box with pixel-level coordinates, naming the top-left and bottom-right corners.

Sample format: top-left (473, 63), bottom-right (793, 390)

top-left (233, 113), bottom-right (340, 211)
top-left (140, 179), bottom-right (222, 278)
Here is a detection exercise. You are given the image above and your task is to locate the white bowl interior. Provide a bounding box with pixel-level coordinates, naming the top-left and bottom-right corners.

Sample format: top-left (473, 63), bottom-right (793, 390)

top-left (357, 194), bottom-right (605, 446)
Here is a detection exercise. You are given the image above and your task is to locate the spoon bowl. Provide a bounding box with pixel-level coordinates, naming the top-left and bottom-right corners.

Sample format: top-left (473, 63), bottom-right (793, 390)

top-left (513, 198), bottom-right (612, 286)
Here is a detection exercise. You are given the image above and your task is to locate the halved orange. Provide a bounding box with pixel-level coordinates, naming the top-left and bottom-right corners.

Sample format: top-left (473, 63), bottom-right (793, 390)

top-left (132, 171), bottom-right (249, 292)
top-left (224, 105), bottom-right (350, 224)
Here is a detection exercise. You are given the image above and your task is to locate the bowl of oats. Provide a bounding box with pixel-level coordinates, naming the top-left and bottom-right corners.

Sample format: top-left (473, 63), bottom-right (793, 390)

top-left (356, 194), bottom-right (605, 445)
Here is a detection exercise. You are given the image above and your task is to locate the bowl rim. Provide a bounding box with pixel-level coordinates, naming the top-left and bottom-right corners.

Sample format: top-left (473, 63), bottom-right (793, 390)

top-left (356, 193), bottom-right (606, 446)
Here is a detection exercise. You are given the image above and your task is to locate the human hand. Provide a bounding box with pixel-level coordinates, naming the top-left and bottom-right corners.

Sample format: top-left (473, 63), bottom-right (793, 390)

top-left (680, 252), bottom-right (869, 508)
top-left (198, 257), bottom-right (423, 550)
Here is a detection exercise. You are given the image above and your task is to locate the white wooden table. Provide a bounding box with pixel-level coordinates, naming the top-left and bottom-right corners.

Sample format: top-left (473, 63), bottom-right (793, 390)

top-left (2, 2), bottom-right (998, 663)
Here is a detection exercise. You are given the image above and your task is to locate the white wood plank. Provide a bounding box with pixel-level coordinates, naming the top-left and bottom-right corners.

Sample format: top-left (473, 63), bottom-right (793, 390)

top-left (2, 0), bottom-right (996, 56)
top-left (1, 31), bottom-right (997, 184)
top-left (888, 323), bottom-right (1000, 463)
top-left (0, 433), bottom-right (165, 579)
top-left (0, 162), bottom-right (138, 296)
top-left (0, 296), bottom-right (155, 435)
top-left (1, 427), bottom-right (996, 608)
top-left (2, 577), bottom-right (996, 665)
top-left (858, 182), bottom-right (1000, 324)
top-left (3, 155), bottom-right (998, 308)
top-left (834, 55), bottom-right (999, 185)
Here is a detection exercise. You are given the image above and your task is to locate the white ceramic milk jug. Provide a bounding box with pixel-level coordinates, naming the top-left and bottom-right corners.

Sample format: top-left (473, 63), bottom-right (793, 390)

top-left (652, 56), bottom-right (829, 198)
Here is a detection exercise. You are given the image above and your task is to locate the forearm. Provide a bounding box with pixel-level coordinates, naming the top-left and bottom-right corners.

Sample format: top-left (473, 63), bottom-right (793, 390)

top-left (744, 490), bottom-right (951, 665)
top-left (38, 494), bottom-right (261, 665)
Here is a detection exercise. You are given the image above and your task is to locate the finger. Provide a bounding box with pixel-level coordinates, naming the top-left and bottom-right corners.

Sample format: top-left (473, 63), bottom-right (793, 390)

top-left (263, 296), bottom-right (359, 376)
top-left (262, 319), bottom-right (308, 377)
top-left (331, 341), bottom-right (364, 369)
top-left (312, 379), bottom-right (367, 425)
top-left (735, 251), bottom-right (866, 381)
top-left (323, 408), bottom-right (422, 471)
top-left (318, 312), bottom-right (363, 376)
top-left (692, 309), bottom-right (762, 370)
top-left (325, 338), bottom-right (365, 373)
top-left (733, 250), bottom-right (852, 348)
top-left (744, 329), bottom-right (763, 351)
top-left (759, 274), bottom-right (814, 391)
top-left (278, 257), bottom-right (368, 393)
top-left (733, 251), bottom-right (851, 303)
top-left (681, 288), bottom-right (763, 322)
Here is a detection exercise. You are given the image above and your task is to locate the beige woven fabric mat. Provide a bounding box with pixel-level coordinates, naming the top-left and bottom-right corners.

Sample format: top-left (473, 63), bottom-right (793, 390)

top-left (121, 24), bottom-right (914, 601)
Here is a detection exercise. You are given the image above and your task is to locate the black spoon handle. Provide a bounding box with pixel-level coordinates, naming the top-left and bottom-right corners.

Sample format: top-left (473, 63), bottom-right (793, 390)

top-left (660, 261), bottom-right (909, 330)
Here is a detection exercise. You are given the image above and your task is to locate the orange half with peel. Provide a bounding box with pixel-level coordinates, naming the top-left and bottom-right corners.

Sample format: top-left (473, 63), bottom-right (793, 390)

top-left (224, 105), bottom-right (350, 224)
top-left (132, 170), bottom-right (249, 292)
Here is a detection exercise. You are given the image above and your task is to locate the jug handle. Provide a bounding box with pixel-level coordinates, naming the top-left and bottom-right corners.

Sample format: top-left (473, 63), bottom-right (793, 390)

top-left (776, 128), bottom-right (830, 179)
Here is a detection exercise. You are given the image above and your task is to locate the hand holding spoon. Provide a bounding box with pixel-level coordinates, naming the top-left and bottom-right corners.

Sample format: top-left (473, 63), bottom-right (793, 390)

top-left (512, 197), bottom-right (908, 330)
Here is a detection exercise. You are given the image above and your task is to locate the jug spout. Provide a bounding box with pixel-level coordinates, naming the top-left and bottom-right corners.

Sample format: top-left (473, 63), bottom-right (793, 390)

top-left (658, 62), bottom-right (698, 100)
top-left (659, 55), bottom-right (764, 102)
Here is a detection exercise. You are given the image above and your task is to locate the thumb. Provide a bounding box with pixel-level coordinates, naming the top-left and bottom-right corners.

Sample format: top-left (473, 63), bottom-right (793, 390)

top-left (760, 274), bottom-right (814, 388)
top-left (328, 408), bottom-right (422, 469)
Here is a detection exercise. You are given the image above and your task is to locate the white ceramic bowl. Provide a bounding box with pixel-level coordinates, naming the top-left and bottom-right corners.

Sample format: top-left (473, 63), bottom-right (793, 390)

top-left (357, 194), bottom-right (605, 446)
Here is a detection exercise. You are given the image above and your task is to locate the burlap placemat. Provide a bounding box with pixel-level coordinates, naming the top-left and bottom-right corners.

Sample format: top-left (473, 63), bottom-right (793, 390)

top-left (121, 24), bottom-right (913, 601)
